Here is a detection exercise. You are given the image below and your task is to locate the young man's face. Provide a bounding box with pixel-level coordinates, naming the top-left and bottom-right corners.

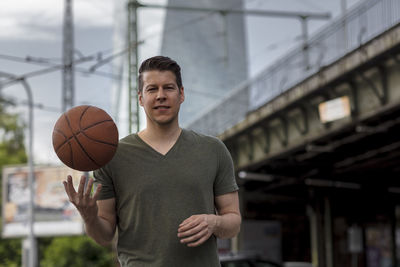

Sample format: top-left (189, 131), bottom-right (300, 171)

top-left (139, 70), bottom-right (184, 126)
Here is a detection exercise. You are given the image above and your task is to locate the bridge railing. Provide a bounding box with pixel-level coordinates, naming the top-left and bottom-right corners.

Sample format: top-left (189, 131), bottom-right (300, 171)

top-left (186, 0), bottom-right (400, 136)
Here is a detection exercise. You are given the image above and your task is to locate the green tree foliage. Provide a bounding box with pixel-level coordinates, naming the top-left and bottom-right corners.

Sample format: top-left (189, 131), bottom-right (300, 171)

top-left (0, 103), bottom-right (27, 169)
top-left (0, 99), bottom-right (28, 209)
top-left (0, 103), bottom-right (27, 167)
top-left (40, 236), bottom-right (116, 267)
top-left (0, 99), bottom-right (27, 267)
top-left (0, 238), bottom-right (22, 267)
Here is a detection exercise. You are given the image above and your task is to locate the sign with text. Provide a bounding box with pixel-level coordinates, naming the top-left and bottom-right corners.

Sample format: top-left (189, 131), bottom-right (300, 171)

top-left (318, 96), bottom-right (351, 123)
top-left (2, 165), bottom-right (84, 238)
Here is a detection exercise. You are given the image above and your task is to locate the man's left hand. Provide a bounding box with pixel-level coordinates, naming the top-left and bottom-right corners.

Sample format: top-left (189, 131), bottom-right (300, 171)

top-left (177, 214), bottom-right (217, 247)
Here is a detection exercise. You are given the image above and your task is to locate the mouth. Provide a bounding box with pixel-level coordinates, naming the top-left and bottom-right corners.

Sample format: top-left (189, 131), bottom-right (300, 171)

top-left (153, 106), bottom-right (170, 110)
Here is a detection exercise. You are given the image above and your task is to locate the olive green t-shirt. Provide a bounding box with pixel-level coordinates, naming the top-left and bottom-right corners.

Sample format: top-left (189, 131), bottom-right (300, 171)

top-left (93, 129), bottom-right (238, 267)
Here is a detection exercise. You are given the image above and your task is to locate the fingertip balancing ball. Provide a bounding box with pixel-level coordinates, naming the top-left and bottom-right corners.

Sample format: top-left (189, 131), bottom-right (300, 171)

top-left (52, 105), bottom-right (119, 171)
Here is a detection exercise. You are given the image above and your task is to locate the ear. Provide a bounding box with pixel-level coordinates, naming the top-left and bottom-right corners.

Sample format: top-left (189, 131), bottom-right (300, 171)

top-left (179, 87), bottom-right (185, 104)
top-left (138, 91), bottom-right (144, 106)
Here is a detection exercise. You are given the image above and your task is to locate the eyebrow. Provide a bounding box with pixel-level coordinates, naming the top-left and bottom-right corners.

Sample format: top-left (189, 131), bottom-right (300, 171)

top-left (145, 83), bottom-right (177, 89)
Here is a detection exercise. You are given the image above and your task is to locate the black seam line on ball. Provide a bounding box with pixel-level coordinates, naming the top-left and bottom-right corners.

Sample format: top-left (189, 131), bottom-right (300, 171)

top-left (54, 127), bottom-right (74, 167)
top-left (66, 138), bottom-right (73, 167)
top-left (65, 109), bottom-right (101, 168)
top-left (79, 106), bottom-right (117, 147)
top-left (81, 132), bottom-right (118, 146)
top-left (81, 120), bottom-right (118, 146)
top-left (79, 106), bottom-right (117, 145)
top-left (54, 129), bottom-right (69, 152)
top-left (55, 119), bottom-right (117, 150)
top-left (60, 117), bottom-right (74, 169)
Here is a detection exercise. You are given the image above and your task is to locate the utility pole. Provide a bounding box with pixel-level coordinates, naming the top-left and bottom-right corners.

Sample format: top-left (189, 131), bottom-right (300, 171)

top-left (63, 0), bottom-right (75, 112)
top-left (62, 2), bottom-right (93, 248)
top-left (127, 1), bottom-right (140, 133)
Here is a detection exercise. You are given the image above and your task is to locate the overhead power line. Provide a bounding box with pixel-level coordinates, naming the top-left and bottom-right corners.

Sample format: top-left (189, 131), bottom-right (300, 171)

top-left (0, 94), bottom-right (62, 113)
top-left (0, 56), bottom-right (94, 88)
top-left (0, 54), bottom-right (122, 81)
top-left (0, 52), bottom-right (220, 100)
top-left (88, 40), bottom-right (144, 72)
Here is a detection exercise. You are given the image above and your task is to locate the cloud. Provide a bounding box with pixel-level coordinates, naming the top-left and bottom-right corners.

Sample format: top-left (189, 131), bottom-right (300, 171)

top-left (0, 0), bottom-right (113, 41)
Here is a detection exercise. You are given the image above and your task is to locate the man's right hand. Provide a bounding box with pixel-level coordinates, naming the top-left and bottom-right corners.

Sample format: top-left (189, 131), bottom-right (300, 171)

top-left (63, 175), bottom-right (102, 224)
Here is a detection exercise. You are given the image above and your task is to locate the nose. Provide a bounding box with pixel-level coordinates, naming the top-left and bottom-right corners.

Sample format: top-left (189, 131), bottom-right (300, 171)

top-left (156, 88), bottom-right (166, 101)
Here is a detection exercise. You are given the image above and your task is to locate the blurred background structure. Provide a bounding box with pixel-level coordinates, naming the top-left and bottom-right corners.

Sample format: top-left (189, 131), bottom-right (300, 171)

top-left (205, 1), bottom-right (400, 267)
top-left (111, 0), bottom-right (249, 135)
top-left (160, 0), bottom-right (248, 127)
top-left (2, 0), bottom-right (400, 266)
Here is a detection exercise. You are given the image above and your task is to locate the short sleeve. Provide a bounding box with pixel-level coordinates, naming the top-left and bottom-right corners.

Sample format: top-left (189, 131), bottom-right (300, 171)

top-left (93, 165), bottom-right (116, 200)
top-left (213, 139), bottom-right (239, 196)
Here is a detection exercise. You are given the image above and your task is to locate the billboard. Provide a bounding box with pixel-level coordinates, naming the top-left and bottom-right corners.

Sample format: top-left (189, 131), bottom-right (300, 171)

top-left (2, 165), bottom-right (85, 238)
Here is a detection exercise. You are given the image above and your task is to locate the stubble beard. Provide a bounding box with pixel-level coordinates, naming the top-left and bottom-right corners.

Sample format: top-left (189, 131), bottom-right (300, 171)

top-left (148, 107), bottom-right (180, 127)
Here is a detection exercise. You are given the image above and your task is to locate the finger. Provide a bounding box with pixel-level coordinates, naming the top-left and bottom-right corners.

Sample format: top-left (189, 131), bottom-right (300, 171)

top-left (187, 234), bottom-right (211, 247)
top-left (178, 217), bottom-right (202, 232)
top-left (178, 222), bottom-right (206, 238)
top-left (178, 222), bottom-right (197, 233)
top-left (77, 175), bottom-right (86, 196)
top-left (63, 180), bottom-right (71, 199)
top-left (179, 215), bottom-right (196, 226)
top-left (180, 228), bottom-right (209, 244)
top-left (179, 219), bottom-right (190, 227)
top-left (92, 183), bottom-right (102, 202)
top-left (65, 175), bottom-right (77, 196)
top-left (84, 178), bottom-right (94, 197)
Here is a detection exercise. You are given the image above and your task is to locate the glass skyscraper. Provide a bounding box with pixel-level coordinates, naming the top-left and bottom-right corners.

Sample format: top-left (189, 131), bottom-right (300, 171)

top-left (160, 0), bottom-right (248, 131)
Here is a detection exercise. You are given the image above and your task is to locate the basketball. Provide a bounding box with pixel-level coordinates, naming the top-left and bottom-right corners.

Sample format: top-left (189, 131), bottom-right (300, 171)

top-left (52, 105), bottom-right (119, 171)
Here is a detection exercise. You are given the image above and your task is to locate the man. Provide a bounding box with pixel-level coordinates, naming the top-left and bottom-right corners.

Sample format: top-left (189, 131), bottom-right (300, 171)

top-left (63, 56), bottom-right (241, 266)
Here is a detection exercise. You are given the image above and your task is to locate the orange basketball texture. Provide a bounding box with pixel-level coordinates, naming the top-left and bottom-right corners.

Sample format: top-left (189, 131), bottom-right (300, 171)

top-left (52, 105), bottom-right (119, 171)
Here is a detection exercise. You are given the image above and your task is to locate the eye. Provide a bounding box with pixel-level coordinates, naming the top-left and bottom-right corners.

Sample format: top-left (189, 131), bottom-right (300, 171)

top-left (147, 87), bottom-right (157, 92)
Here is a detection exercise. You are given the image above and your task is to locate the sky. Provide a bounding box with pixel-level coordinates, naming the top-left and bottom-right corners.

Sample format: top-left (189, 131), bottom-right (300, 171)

top-left (0, 0), bottom-right (362, 165)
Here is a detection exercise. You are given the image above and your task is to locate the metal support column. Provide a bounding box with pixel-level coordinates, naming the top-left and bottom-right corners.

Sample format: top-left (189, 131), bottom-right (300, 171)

top-left (127, 0), bottom-right (140, 133)
top-left (62, 0), bottom-right (75, 111)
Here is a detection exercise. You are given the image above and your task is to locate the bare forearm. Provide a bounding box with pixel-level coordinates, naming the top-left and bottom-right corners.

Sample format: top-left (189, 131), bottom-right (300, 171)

top-left (84, 216), bottom-right (116, 246)
top-left (63, 177), bottom-right (116, 246)
top-left (213, 213), bottom-right (241, 239)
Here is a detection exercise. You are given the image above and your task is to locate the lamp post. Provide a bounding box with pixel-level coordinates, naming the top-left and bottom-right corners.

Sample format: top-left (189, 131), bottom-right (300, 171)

top-left (20, 79), bottom-right (36, 267)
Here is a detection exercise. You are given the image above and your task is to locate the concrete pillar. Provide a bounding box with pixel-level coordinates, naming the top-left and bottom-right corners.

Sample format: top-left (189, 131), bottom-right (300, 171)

top-left (324, 197), bottom-right (333, 267)
top-left (307, 204), bottom-right (319, 267)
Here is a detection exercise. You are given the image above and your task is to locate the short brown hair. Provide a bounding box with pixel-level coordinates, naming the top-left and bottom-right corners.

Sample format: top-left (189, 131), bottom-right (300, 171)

top-left (138, 56), bottom-right (182, 92)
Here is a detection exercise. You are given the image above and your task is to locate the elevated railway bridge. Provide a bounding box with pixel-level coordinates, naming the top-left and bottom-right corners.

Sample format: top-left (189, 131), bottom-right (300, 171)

top-left (189, 0), bottom-right (400, 266)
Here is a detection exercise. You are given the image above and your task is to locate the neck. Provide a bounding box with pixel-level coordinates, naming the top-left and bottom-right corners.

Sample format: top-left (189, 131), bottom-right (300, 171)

top-left (139, 121), bottom-right (182, 143)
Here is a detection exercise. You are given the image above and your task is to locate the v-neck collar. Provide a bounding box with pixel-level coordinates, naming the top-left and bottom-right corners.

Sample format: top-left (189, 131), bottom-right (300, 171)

top-left (135, 129), bottom-right (185, 158)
